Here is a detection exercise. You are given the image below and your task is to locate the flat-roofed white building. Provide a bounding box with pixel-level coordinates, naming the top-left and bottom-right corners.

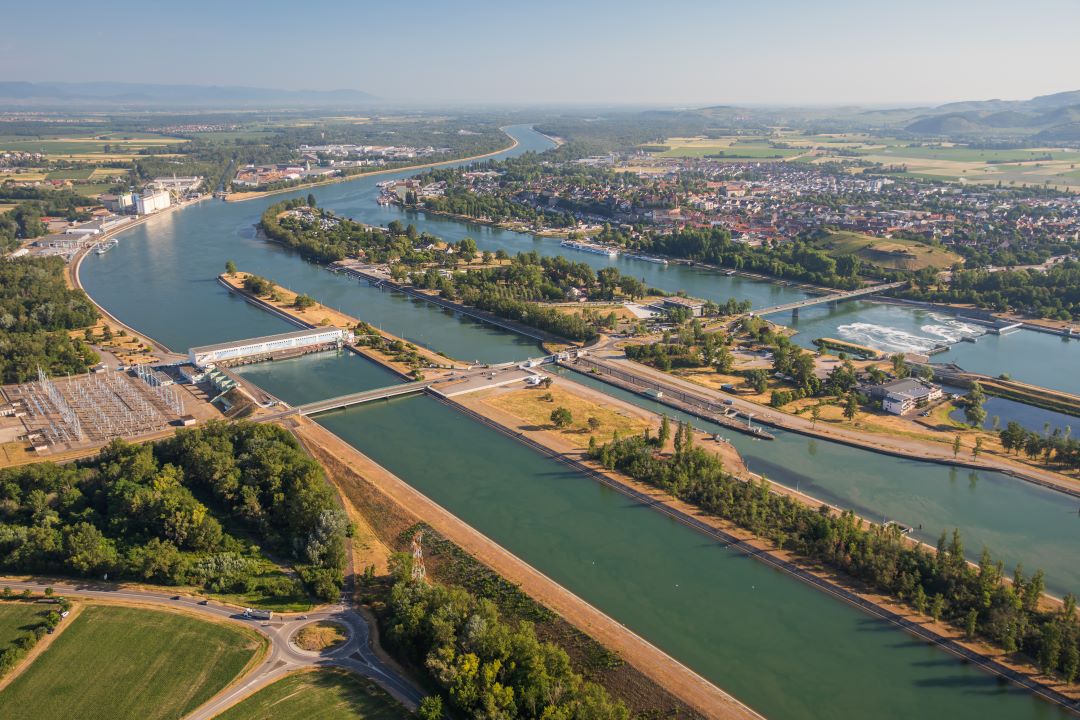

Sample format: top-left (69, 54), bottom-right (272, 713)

top-left (189, 327), bottom-right (354, 367)
top-left (135, 189), bottom-right (172, 215)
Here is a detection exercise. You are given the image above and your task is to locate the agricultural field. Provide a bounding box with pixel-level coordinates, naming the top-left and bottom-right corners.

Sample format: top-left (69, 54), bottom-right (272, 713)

top-left (0, 602), bottom-right (48, 649)
top-left (809, 230), bottom-right (963, 271)
top-left (650, 136), bottom-right (805, 160)
top-left (216, 670), bottom-right (408, 720)
top-left (0, 605), bottom-right (264, 720)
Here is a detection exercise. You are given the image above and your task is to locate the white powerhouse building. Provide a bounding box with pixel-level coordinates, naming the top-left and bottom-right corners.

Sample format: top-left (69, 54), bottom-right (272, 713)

top-left (188, 328), bottom-right (353, 367)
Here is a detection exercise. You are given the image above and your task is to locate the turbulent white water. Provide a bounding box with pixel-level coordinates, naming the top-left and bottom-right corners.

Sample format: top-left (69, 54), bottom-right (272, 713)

top-left (837, 314), bottom-right (983, 354)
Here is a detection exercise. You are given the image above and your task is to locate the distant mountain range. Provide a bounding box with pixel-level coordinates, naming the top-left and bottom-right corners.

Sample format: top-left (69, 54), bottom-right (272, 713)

top-left (903, 90), bottom-right (1080, 141)
top-left (0, 81), bottom-right (377, 108)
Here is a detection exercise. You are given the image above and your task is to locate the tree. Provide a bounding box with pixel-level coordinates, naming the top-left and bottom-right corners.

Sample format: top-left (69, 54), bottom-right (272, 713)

top-left (964, 382), bottom-right (987, 427)
top-left (964, 608), bottom-right (978, 640)
top-left (224, 260), bottom-right (237, 276)
top-left (418, 696), bottom-right (444, 720)
top-left (550, 407), bottom-right (573, 429)
top-left (843, 393), bottom-right (858, 421)
top-left (293, 293), bottom-right (317, 310)
top-left (658, 415), bottom-right (671, 448)
top-left (973, 436), bottom-right (984, 459)
top-left (811, 404), bottom-right (821, 428)
top-left (587, 416), bottom-right (601, 432)
top-left (307, 193), bottom-right (317, 208)
top-left (953, 434), bottom-right (962, 458)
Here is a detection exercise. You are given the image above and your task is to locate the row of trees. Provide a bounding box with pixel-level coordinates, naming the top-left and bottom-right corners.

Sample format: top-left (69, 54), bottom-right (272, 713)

top-left (590, 429), bottom-right (1080, 683)
top-left (1000, 421), bottom-right (1080, 471)
top-left (385, 568), bottom-right (628, 719)
top-left (0, 422), bottom-right (348, 602)
top-left (0, 256), bottom-right (99, 382)
top-left (903, 262), bottom-right (1080, 321)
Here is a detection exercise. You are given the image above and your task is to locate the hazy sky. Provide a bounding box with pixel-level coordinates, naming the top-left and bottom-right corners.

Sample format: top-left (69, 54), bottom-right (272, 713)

top-left (5, 0), bottom-right (1080, 106)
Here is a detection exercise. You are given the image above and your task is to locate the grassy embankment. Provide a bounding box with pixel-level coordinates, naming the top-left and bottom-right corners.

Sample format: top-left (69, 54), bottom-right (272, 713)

top-left (217, 669), bottom-right (408, 720)
top-left (0, 605), bottom-right (265, 720)
top-left (808, 230), bottom-right (962, 271)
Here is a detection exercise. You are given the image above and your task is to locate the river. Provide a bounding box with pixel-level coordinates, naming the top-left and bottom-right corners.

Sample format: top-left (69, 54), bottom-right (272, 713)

top-left (83, 125), bottom-right (1076, 718)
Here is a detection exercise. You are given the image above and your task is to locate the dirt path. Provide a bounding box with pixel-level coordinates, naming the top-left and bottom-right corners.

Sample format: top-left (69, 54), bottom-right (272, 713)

top-left (290, 417), bottom-right (763, 720)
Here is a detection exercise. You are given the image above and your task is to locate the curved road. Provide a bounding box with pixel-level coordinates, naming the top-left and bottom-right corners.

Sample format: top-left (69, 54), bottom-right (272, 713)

top-left (0, 580), bottom-right (424, 718)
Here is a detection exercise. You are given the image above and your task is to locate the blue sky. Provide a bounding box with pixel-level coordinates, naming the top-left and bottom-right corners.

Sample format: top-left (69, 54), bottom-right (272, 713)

top-left (5, 0), bottom-right (1080, 106)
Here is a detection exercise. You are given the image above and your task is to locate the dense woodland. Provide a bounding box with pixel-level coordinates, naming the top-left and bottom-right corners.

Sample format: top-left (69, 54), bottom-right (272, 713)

top-left (385, 571), bottom-right (628, 719)
top-left (591, 428), bottom-right (1080, 684)
top-left (0, 422), bottom-right (348, 602)
top-left (0, 257), bottom-right (99, 383)
top-left (903, 262), bottom-right (1080, 320)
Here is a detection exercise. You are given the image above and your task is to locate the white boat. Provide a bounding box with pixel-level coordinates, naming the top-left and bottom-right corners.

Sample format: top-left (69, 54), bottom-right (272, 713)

top-left (560, 240), bottom-right (618, 257)
top-left (628, 253), bottom-right (668, 265)
top-left (95, 239), bottom-right (118, 255)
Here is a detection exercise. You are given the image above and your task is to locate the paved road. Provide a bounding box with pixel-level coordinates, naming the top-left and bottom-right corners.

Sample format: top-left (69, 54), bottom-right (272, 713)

top-left (0, 580), bottom-right (424, 718)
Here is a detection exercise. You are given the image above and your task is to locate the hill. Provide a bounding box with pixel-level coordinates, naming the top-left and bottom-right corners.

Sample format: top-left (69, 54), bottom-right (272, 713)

top-left (809, 230), bottom-right (962, 271)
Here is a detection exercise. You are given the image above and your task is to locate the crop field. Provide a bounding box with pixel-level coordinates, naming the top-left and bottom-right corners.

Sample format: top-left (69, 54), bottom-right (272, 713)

top-left (652, 136), bottom-right (804, 159)
top-left (0, 602), bottom-right (48, 649)
top-left (0, 133), bottom-right (186, 156)
top-left (44, 167), bottom-right (94, 180)
top-left (216, 670), bottom-right (407, 720)
top-left (810, 230), bottom-right (962, 271)
top-left (0, 605), bottom-right (264, 720)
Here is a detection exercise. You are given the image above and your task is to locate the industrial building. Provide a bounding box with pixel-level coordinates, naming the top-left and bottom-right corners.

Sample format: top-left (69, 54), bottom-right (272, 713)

top-left (135, 189), bottom-right (172, 215)
top-left (188, 327), bottom-right (354, 367)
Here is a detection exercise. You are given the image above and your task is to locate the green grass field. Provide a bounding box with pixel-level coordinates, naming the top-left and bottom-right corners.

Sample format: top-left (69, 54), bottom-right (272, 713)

top-left (216, 670), bottom-right (409, 720)
top-left (872, 146), bottom-right (1080, 163)
top-left (0, 605), bottom-right (264, 720)
top-left (45, 168), bottom-right (94, 180)
top-left (810, 230), bottom-right (962, 271)
top-left (0, 603), bottom-right (48, 648)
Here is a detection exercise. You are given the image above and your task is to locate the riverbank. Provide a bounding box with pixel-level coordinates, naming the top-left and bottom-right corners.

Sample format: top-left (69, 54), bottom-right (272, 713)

top-left (433, 388), bottom-right (1080, 713)
top-left (68, 197), bottom-right (210, 361)
top-left (289, 415), bottom-right (761, 720)
top-left (223, 129), bottom-right (521, 204)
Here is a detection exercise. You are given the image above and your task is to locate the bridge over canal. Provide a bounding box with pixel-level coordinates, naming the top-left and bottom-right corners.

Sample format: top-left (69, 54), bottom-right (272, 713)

top-left (751, 280), bottom-right (908, 319)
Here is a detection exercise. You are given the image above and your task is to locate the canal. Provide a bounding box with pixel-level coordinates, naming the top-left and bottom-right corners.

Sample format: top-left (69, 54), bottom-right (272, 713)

top-left (84, 125), bottom-right (1077, 718)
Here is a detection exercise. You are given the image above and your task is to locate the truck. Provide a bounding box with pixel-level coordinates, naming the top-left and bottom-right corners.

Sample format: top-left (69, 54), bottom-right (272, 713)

top-left (243, 608), bottom-right (273, 620)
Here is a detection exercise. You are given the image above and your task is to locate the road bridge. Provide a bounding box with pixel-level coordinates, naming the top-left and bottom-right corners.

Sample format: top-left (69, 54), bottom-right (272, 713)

top-left (752, 280), bottom-right (907, 318)
top-left (278, 360), bottom-right (561, 419)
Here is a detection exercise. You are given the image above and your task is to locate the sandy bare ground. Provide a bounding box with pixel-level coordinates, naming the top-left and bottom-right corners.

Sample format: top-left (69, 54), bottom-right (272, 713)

top-left (290, 417), bottom-right (763, 720)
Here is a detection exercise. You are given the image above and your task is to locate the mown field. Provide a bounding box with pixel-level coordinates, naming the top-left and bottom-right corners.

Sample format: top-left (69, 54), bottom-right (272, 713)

top-left (0, 602), bottom-right (48, 648)
top-left (216, 670), bottom-right (407, 720)
top-left (0, 605), bottom-right (264, 720)
top-left (809, 230), bottom-right (963, 271)
top-left (650, 136), bottom-right (804, 159)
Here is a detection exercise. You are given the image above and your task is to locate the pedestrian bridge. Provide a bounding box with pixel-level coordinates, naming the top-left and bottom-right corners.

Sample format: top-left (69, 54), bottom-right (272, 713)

top-left (751, 281), bottom-right (907, 318)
